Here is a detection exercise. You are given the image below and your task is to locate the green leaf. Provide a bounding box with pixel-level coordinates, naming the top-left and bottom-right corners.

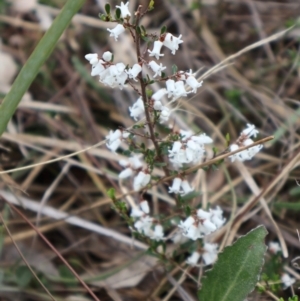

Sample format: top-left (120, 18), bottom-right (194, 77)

top-left (198, 225), bottom-right (268, 301)
top-left (160, 25), bottom-right (167, 35)
top-left (274, 202), bottom-right (300, 211)
top-left (289, 186), bottom-right (300, 196)
top-left (16, 266), bottom-right (32, 288)
top-left (107, 188), bottom-right (116, 200)
top-left (172, 64), bottom-right (178, 74)
top-left (115, 8), bottom-right (121, 19)
top-left (148, 0), bottom-right (155, 11)
top-left (105, 3), bottom-right (111, 15)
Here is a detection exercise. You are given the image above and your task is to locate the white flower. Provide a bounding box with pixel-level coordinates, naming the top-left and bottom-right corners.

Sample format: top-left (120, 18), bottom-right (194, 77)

top-left (159, 106), bottom-right (170, 123)
top-left (107, 24), bottom-right (125, 41)
top-left (174, 81), bottom-right (188, 97)
top-left (180, 130), bottom-right (193, 140)
top-left (186, 251), bottom-right (201, 266)
top-left (125, 63), bottom-right (142, 81)
top-left (180, 180), bottom-right (194, 195)
top-left (169, 177), bottom-right (182, 194)
top-left (169, 141), bottom-right (182, 156)
top-left (242, 123), bottom-right (259, 138)
top-left (119, 156), bottom-right (143, 179)
top-left (202, 243), bottom-right (218, 265)
top-left (133, 171), bottom-right (151, 191)
top-left (281, 273), bottom-right (295, 289)
top-left (85, 53), bottom-right (98, 65)
top-left (268, 242), bottom-right (281, 254)
top-left (106, 129), bottom-right (122, 152)
top-left (119, 167), bottom-right (133, 179)
top-left (151, 224), bottom-right (164, 241)
top-left (210, 206), bottom-right (226, 228)
top-left (148, 61), bottom-right (166, 77)
top-left (186, 76), bottom-right (203, 93)
top-left (116, 1), bottom-right (131, 18)
top-left (191, 133), bottom-right (213, 145)
top-left (129, 97), bottom-right (145, 120)
top-left (91, 60), bottom-right (105, 76)
top-left (166, 79), bottom-right (176, 98)
top-left (148, 41), bottom-right (164, 60)
top-left (152, 88), bottom-right (167, 103)
top-left (140, 200), bottom-right (150, 214)
top-left (102, 51), bottom-right (113, 62)
top-left (162, 33), bottom-right (183, 55)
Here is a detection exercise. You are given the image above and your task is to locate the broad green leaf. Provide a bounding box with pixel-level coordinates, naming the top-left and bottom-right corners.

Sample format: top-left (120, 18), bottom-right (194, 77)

top-left (16, 266), bottom-right (33, 288)
top-left (198, 225), bottom-right (267, 301)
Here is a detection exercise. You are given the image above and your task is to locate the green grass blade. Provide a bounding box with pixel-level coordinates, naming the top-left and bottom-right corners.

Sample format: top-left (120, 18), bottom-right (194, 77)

top-left (0, 0), bottom-right (86, 137)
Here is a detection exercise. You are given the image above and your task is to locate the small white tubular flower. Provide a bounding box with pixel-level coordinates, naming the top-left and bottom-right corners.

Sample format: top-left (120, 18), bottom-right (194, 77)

top-left (118, 156), bottom-right (143, 179)
top-left (281, 273), bottom-right (295, 289)
top-left (179, 216), bottom-right (202, 240)
top-left (159, 106), bottom-right (170, 123)
top-left (91, 60), bottom-right (105, 76)
top-left (166, 79), bottom-right (176, 98)
top-left (174, 81), bottom-right (188, 97)
top-left (201, 219), bottom-right (217, 234)
top-left (119, 167), bottom-right (133, 179)
top-left (169, 141), bottom-right (182, 156)
top-left (107, 24), bottom-right (125, 41)
top-left (202, 243), bottom-right (218, 265)
top-left (131, 207), bottom-right (144, 218)
top-left (153, 100), bottom-right (162, 110)
top-left (151, 224), bottom-right (164, 241)
top-left (186, 76), bottom-right (203, 93)
top-left (191, 133), bottom-right (213, 145)
top-left (148, 60), bottom-right (166, 77)
top-left (148, 41), bottom-right (164, 60)
top-left (242, 123), bottom-right (259, 138)
top-left (210, 206), bottom-right (226, 228)
top-left (152, 88), bottom-right (167, 103)
top-left (133, 171), bottom-right (151, 191)
top-left (85, 53), bottom-right (98, 65)
top-left (125, 63), bottom-right (142, 81)
top-left (268, 241), bottom-right (281, 254)
top-left (102, 51), bottom-right (113, 62)
top-left (180, 130), bottom-right (193, 140)
top-left (116, 1), bottom-right (131, 18)
top-left (129, 97), bottom-right (145, 121)
top-left (169, 177), bottom-right (182, 194)
top-left (106, 129), bottom-right (122, 152)
top-left (140, 200), bottom-right (150, 214)
top-left (134, 215), bottom-right (153, 234)
top-left (162, 33), bottom-right (183, 55)
top-left (186, 251), bottom-right (201, 266)
top-left (197, 209), bottom-right (211, 220)
top-left (229, 143), bottom-right (239, 162)
top-left (180, 180), bottom-right (194, 195)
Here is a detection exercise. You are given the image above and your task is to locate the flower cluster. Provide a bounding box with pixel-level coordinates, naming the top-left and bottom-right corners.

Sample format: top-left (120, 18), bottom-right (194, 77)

top-left (85, 1), bottom-right (265, 273)
top-left (85, 51), bottom-right (142, 90)
top-left (131, 200), bottom-right (164, 241)
top-left (229, 124), bottom-right (263, 162)
top-left (118, 156), bottom-right (151, 191)
top-left (106, 129), bottom-right (130, 152)
top-left (168, 130), bottom-right (213, 168)
top-left (179, 206), bottom-right (225, 240)
top-left (186, 243), bottom-right (219, 266)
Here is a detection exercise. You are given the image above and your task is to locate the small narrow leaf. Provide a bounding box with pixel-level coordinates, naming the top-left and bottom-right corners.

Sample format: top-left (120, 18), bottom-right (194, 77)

top-left (107, 188), bottom-right (116, 200)
top-left (160, 25), bottom-right (167, 35)
top-left (198, 225), bottom-right (268, 301)
top-left (105, 4), bottom-right (111, 15)
top-left (148, 0), bottom-right (155, 11)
